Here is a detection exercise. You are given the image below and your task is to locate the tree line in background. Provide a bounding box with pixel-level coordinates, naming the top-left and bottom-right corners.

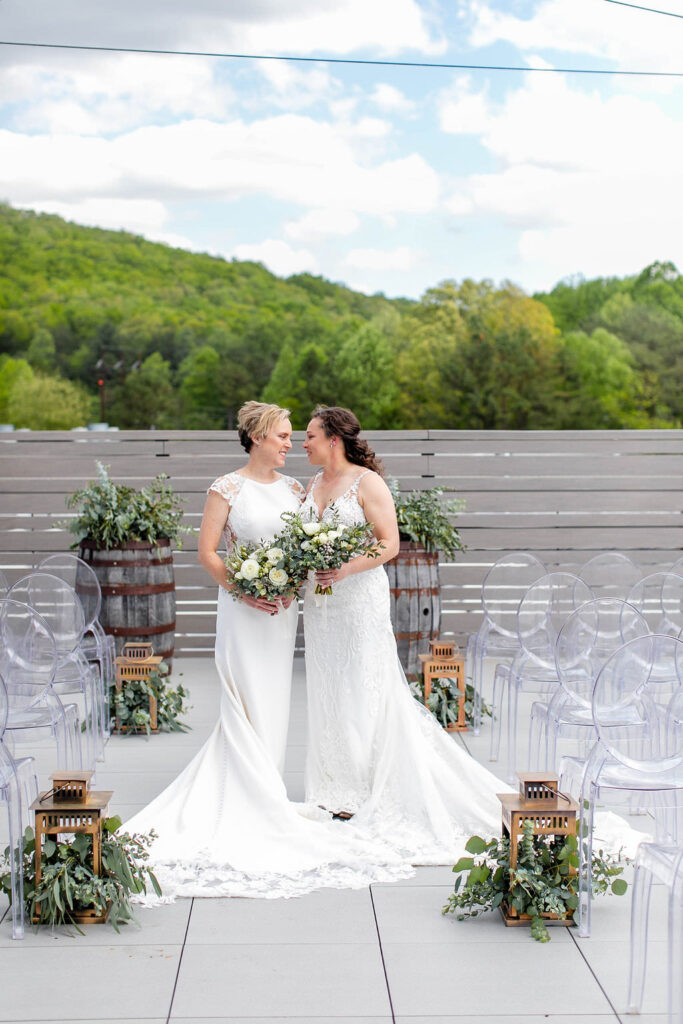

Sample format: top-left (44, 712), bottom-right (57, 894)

top-left (1, 203), bottom-right (681, 431)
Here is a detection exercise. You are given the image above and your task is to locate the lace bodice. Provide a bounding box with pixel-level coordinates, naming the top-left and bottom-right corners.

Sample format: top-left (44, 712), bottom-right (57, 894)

top-left (208, 472), bottom-right (304, 553)
top-left (301, 470), bottom-right (372, 529)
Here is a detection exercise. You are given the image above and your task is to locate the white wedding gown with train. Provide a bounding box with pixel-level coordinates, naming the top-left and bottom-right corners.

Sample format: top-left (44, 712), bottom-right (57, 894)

top-left (302, 470), bottom-right (511, 863)
top-left (125, 472), bottom-right (412, 899)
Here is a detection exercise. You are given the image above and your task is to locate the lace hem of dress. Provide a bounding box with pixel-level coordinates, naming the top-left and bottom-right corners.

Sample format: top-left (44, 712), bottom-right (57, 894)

top-left (133, 849), bottom-right (415, 903)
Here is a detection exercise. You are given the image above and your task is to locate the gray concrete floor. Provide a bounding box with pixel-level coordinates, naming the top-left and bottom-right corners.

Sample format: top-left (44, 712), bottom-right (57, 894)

top-left (0, 657), bottom-right (667, 1024)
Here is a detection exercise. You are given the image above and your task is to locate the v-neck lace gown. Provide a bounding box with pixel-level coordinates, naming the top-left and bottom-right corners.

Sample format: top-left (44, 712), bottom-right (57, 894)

top-left (302, 470), bottom-right (513, 862)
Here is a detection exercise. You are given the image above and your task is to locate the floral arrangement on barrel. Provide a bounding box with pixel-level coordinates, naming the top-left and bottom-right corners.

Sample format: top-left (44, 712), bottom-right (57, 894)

top-left (0, 817), bottom-right (160, 932)
top-left (443, 819), bottom-right (627, 942)
top-left (65, 461), bottom-right (190, 550)
top-left (225, 507), bottom-right (382, 600)
top-left (389, 480), bottom-right (466, 559)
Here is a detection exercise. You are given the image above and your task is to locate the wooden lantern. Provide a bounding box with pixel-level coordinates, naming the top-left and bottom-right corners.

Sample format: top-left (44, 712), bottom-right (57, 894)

top-left (114, 641), bottom-right (163, 733)
top-left (418, 638), bottom-right (466, 731)
top-left (48, 770), bottom-right (94, 803)
top-left (31, 778), bottom-right (114, 924)
top-left (497, 772), bottom-right (579, 928)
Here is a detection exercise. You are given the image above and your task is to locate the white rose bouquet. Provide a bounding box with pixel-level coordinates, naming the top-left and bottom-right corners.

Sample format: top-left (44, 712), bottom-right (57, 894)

top-left (224, 541), bottom-right (297, 603)
top-left (279, 508), bottom-right (383, 595)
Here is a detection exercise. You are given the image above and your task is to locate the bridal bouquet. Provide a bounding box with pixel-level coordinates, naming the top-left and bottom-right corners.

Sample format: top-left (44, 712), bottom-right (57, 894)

top-left (279, 509), bottom-right (383, 595)
top-left (225, 541), bottom-right (297, 603)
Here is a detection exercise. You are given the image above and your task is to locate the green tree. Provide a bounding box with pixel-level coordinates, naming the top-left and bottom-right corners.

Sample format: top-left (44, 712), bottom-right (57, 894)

top-left (7, 373), bottom-right (95, 429)
top-left (332, 322), bottom-right (399, 427)
top-left (0, 356), bottom-right (34, 422)
top-left (107, 353), bottom-right (176, 429)
top-left (26, 328), bottom-right (57, 372)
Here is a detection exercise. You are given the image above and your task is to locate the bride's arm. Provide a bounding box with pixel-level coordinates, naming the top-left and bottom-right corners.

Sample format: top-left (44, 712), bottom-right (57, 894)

top-left (198, 493), bottom-right (278, 613)
top-left (315, 473), bottom-right (400, 587)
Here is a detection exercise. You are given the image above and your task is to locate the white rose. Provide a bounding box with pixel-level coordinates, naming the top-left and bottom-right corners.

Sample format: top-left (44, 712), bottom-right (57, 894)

top-left (234, 571), bottom-right (243, 580)
top-left (302, 522), bottom-right (321, 535)
top-left (269, 567), bottom-right (288, 587)
top-left (326, 530), bottom-right (340, 540)
top-left (317, 532), bottom-right (329, 544)
top-left (301, 540), bottom-right (311, 550)
top-left (240, 558), bottom-right (259, 580)
top-left (266, 547), bottom-right (284, 562)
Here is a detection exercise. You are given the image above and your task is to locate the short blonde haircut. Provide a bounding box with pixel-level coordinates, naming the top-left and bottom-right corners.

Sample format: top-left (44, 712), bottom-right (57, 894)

top-left (237, 401), bottom-right (291, 453)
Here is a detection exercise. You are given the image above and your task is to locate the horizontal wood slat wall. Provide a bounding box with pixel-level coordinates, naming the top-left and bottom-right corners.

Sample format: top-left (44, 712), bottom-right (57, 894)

top-left (1, 430), bottom-right (681, 655)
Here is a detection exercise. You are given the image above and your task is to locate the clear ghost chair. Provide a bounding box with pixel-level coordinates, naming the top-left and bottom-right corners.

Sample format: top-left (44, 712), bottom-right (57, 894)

top-left (0, 672), bottom-right (39, 939)
top-left (628, 841), bottom-right (683, 1022)
top-left (528, 598), bottom-right (649, 772)
top-left (489, 572), bottom-right (593, 781)
top-left (0, 569), bottom-right (8, 595)
top-left (560, 633), bottom-right (683, 937)
top-left (578, 552), bottom-right (641, 599)
top-left (38, 553), bottom-right (114, 740)
top-left (0, 598), bottom-right (83, 770)
top-left (468, 552), bottom-right (547, 734)
top-left (627, 572), bottom-right (683, 637)
top-left (8, 574), bottom-right (102, 767)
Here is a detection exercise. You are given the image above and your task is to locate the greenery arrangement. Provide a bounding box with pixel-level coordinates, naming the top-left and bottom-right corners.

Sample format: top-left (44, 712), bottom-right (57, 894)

top-left (65, 461), bottom-right (189, 549)
top-left (112, 662), bottom-right (190, 735)
top-left (410, 676), bottom-right (492, 729)
top-left (443, 819), bottom-right (627, 942)
top-left (389, 481), bottom-right (465, 559)
top-left (1, 204), bottom-right (681, 432)
top-left (0, 817), bottom-right (160, 932)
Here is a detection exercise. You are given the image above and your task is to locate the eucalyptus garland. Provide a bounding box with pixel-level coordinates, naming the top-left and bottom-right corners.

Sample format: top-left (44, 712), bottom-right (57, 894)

top-left (0, 817), bottom-right (160, 932)
top-left (410, 677), bottom-right (492, 729)
top-left (443, 818), bottom-right (628, 942)
top-left (112, 664), bottom-right (190, 735)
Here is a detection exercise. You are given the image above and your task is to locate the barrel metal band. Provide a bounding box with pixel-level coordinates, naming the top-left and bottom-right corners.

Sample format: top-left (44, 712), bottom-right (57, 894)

top-left (106, 621), bottom-right (176, 637)
top-left (100, 582), bottom-right (176, 597)
top-left (88, 556), bottom-right (174, 568)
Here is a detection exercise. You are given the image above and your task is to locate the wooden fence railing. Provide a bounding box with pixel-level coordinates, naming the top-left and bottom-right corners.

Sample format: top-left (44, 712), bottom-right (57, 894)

top-left (1, 429), bottom-right (681, 654)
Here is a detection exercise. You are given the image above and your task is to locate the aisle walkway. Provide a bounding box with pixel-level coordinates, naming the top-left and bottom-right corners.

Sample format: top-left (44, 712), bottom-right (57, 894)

top-left (0, 658), bottom-right (665, 1024)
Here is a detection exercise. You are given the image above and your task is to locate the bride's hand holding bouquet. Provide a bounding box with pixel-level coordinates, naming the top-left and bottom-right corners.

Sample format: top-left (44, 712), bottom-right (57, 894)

top-left (225, 542), bottom-right (297, 614)
top-left (279, 508), bottom-right (383, 595)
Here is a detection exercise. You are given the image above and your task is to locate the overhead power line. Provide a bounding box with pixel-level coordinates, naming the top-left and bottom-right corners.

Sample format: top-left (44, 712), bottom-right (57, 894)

top-left (602, 0), bottom-right (683, 18)
top-left (0, 38), bottom-right (682, 77)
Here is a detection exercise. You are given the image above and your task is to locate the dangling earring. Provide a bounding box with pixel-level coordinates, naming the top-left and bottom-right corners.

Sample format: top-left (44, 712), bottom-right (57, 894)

top-left (254, 441), bottom-right (261, 447)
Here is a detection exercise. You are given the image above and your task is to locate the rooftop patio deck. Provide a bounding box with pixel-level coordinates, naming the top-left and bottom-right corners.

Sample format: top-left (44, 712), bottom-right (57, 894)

top-left (0, 657), bottom-right (664, 1024)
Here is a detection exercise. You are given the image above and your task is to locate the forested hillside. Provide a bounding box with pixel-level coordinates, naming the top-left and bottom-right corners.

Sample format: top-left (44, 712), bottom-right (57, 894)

top-left (1, 203), bottom-right (681, 429)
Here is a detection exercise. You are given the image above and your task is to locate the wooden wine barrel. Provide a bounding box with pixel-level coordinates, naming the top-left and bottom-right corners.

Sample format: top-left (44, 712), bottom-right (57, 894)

top-left (385, 540), bottom-right (441, 677)
top-left (78, 539), bottom-right (176, 663)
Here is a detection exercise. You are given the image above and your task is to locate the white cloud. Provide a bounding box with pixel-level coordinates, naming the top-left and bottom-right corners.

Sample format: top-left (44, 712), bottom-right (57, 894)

top-left (231, 238), bottom-right (318, 276)
top-left (254, 61), bottom-right (341, 111)
top-left (0, 0), bottom-right (445, 56)
top-left (369, 84), bottom-right (417, 116)
top-left (439, 71), bottom-right (683, 281)
top-left (468, 0), bottom-right (680, 74)
top-left (0, 54), bottom-right (232, 134)
top-left (344, 246), bottom-right (419, 271)
top-left (0, 116), bottom-right (440, 217)
top-left (285, 209), bottom-right (360, 242)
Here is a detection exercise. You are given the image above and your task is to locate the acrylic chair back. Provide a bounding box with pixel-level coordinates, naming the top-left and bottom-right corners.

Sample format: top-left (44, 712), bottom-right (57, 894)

top-left (554, 599), bottom-right (650, 710)
top-left (481, 552), bottom-right (547, 637)
top-left (8, 573), bottom-right (85, 656)
top-left (516, 573), bottom-right (593, 669)
top-left (0, 598), bottom-right (58, 690)
top-left (627, 572), bottom-right (683, 637)
top-left (592, 633), bottom-right (683, 774)
top-left (578, 552), bottom-right (641, 600)
top-left (38, 554), bottom-right (102, 631)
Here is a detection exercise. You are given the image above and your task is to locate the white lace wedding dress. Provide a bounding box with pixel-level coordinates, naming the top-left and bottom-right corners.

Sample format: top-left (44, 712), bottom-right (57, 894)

top-left (125, 472), bottom-right (411, 900)
top-left (303, 471), bottom-right (517, 862)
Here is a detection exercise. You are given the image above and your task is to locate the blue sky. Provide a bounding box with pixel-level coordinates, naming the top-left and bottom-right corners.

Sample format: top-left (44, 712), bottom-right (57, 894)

top-left (0, 0), bottom-right (681, 298)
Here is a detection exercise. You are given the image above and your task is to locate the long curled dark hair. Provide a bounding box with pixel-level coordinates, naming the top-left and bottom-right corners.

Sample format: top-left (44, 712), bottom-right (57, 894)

top-left (311, 405), bottom-right (383, 476)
